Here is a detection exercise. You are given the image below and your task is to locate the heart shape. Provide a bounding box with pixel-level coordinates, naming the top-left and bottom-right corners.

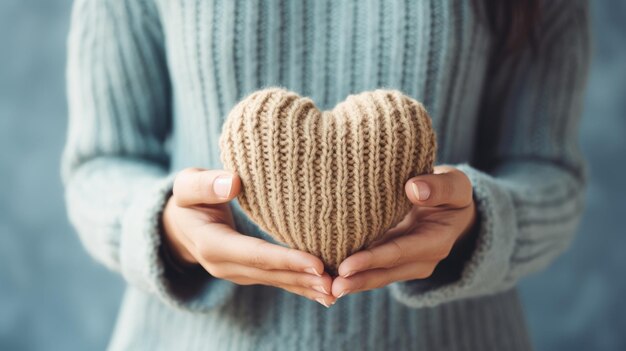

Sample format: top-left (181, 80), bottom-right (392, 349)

top-left (219, 88), bottom-right (436, 274)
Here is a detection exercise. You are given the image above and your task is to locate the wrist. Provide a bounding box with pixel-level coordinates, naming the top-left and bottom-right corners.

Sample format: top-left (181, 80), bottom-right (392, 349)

top-left (453, 201), bottom-right (481, 257)
top-left (457, 201), bottom-right (478, 243)
top-left (160, 197), bottom-right (200, 271)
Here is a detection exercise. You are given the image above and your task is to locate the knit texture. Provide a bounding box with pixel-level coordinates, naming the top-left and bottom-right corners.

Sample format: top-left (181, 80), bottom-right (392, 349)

top-left (219, 88), bottom-right (436, 273)
top-left (62, 0), bottom-right (590, 350)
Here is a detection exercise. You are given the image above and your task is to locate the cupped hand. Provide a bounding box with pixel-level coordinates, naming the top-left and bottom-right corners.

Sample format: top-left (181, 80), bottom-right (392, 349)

top-left (331, 165), bottom-right (477, 298)
top-left (162, 168), bottom-right (336, 307)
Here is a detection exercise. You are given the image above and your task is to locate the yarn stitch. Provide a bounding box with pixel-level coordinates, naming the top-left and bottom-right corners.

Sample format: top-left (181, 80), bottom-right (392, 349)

top-left (219, 88), bottom-right (437, 273)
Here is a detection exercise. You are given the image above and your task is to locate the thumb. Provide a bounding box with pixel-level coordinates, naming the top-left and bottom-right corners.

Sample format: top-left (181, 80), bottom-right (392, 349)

top-left (173, 168), bottom-right (242, 207)
top-left (404, 166), bottom-right (473, 208)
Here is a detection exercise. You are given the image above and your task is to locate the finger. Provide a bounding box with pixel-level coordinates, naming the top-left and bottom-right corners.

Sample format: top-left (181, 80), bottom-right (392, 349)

top-left (279, 285), bottom-right (337, 308)
top-left (194, 227), bottom-right (325, 275)
top-left (220, 271), bottom-right (336, 307)
top-left (332, 261), bottom-right (437, 296)
top-left (337, 230), bottom-right (453, 276)
top-left (173, 168), bottom-right (242, 206)
top-left (208, 261), bottom-right (332, 294)
top-left (405, 166), bottom-right (473, 208)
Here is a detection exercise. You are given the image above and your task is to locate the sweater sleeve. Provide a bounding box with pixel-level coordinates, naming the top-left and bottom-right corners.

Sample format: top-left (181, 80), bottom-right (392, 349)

top-left (388, 0), bottom-right (591, 307)
top-left (62, 0), bottom-right (235, 312)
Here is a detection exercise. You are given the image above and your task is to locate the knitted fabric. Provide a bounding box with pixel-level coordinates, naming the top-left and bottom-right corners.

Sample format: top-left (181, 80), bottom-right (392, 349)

top-left (219, 88), bottom-right (436, 273)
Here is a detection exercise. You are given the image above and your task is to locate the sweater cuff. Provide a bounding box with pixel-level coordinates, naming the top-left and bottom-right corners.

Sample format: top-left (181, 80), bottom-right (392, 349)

top-left (118, 173), bottom-right (237, 312)
top-left (388, 163), bottom-right (518, 308)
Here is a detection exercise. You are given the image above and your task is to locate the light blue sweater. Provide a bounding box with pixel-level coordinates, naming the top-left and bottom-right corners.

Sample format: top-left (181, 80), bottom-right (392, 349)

top-left (62, 0), bottom-right (590, 350)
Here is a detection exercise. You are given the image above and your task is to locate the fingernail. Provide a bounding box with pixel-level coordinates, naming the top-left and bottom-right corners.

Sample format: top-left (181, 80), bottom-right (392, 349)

top-left (213, 175), bottom-right (233, 199)
top-left (305, 267), bottom-right (322, 277)
top-left (411, 181), bottom-right (430, 201)
top-left (342, 271), bottom-right (354, 278)
top-left (316, 298), bottom-right (330, 308)
top-left (337, 290), bottom-right (349, 298)
top-left (313, 285), bottom-right (329, 295)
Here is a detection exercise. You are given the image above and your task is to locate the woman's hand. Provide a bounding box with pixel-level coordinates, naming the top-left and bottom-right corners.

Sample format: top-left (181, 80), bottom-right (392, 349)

top-left (330, 165), bottom-right (477, 298)
top-left (162, 168), bottom-right (336, 307)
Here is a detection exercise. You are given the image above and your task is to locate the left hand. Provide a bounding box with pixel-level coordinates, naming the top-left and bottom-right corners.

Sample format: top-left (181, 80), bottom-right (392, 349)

top-left (331, 165), bottom-right (477, 298)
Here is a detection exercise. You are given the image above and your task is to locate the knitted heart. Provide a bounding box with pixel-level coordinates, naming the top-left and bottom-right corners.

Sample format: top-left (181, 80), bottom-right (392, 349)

top-left (219, 88), bottom-right (436, 274)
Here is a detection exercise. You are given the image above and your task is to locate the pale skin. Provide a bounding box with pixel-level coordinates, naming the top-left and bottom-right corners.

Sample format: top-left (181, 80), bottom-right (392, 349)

top-left (162, 165), bottom-right (476, 308)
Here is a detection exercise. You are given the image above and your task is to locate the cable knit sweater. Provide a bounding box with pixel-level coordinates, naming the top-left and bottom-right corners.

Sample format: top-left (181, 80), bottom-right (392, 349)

top-left (62, 0), bottom-right (590, 350)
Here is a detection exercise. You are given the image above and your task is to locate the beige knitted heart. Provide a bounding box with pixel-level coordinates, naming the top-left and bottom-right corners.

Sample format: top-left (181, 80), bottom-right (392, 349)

top-left (219, 88), bottom-right (436, 274)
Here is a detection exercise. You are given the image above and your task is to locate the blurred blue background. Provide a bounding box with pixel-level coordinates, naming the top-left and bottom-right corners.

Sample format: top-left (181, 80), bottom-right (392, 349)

top-left (0, 1), bottom-right (624, 350)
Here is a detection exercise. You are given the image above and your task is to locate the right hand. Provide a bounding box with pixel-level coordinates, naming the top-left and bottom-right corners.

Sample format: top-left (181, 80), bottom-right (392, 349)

top-left (161, 168), bottom-right (336, 307)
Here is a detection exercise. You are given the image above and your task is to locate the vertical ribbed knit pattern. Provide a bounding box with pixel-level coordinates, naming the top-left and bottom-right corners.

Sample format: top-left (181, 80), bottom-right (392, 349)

top-left (62, 0), bottom-right (590, 350)
top-left (219, 88), bottom-right (436, 273)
